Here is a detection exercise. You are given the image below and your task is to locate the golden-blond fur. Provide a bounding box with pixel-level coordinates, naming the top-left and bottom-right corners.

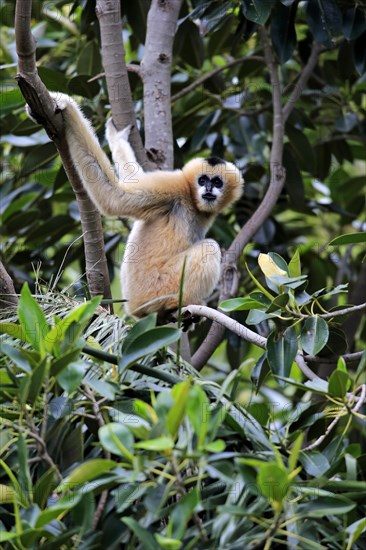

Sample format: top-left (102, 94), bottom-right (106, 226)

top-left (27, 93), bottom-right (244, 317)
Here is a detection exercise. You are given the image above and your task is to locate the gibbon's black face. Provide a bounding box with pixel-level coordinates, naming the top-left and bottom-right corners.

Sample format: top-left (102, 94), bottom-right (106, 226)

top-left (197, 156), bottom-right (225, 204)
top-left (197, 174), bottom-right (224, 202)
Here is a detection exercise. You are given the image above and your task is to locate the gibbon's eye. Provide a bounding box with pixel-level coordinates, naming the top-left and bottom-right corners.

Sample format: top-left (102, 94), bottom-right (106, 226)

top-left (198, 175), bottom-right (210, 186)
top-left (211, 176), bottom-right (223, 189)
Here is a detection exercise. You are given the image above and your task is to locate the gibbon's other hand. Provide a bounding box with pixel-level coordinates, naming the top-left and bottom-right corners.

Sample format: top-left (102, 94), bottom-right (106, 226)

top-left (105, 118), bottom-right (133, 147)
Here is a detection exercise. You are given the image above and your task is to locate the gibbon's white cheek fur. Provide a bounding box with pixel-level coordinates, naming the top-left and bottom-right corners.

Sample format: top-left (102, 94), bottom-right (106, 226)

top-left (26, 93), bottom-right (244, 317)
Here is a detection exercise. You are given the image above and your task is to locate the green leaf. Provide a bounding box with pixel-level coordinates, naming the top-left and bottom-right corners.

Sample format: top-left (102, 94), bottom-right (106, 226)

top-left (266, 293), bottom-right (290, 313)
top-left (287, 127), bottom-right (315, 174)
top-left (257, 463), bottom-right (289, 503)
top-left (17, 433), bottom-right (32, 498)
top-left (45, 297), bottom-right (101, 354)
top-left (35, 492), bottom-right (83, 528)
top-left (0, 459), bottom-right (29, 506)
top-left (0, 484), bottom-right (17, 504)
top-left (33, 467), bottom-right (59, 509)
top-left (169, 487), bottom-right (200, 539)
top-left (346, 517), bottom-right (366, 550)
top-left (205, 439), bottom-right (226, 453)
top-left (271, 2), bottom-right (297, 64)
top-left (288, 249), bottom-right (301, 278)
top-left (251, 352), bottom-right (270, 392)
top-left (299, 495), bottom-right (356, 517)
top-left (121, 313), bottom-right (157, 353)
top-left (167, 379), bottom-right (191, 439)
top-left (27, 357), bottom-right (48, 405)
top-left (155, 534), bottom-right (182, 550)
top-left (98, 423), bottom-right (134, 461)
top-left (307, 0), bottom-right (342, 47)
top-left (0, 322), bottom-right (28, 343)
top-left (288, 433), bottom-right (304, 473)
top-left (187, 385), bottom-right (210, 448)
top-left (0, 343), bottom-right (32, 373)
top-left (57, 459), bottom-right (117, 492)
top-left (328, 370), bottom-right (351, 398)
top-left (220, 297), bottom-right (265, 311)
top-left (18, 283), bottom-right (49, 356)
top-left (343, 8), bottom-right (366, 40)
top-left (68, 75), bottom-right (100, 98)
top-left (120, 326), bottom-right (181, 371)
top-left (135, 436), bottom-right (174, 451)
top-left (267, 327), bottom-right (298, 378)
top-left (56, 360), bottom-right (85, 393)
top-left (242, 0), bottom-right (272, 25)
top-left (300, 316), bottom-right (329, 355)
top-left (354, 31), bottom-right (366, 75)
top-left (329, 231), bottom-right (366, 246)
top-left (122, 517), bottom-right (160, 550)
top-left (299, 451), bottom-right (330, 476)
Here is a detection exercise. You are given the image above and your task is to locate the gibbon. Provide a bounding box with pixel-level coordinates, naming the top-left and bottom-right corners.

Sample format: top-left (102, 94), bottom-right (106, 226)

top-left (26, 93), bottom-right (244, 318)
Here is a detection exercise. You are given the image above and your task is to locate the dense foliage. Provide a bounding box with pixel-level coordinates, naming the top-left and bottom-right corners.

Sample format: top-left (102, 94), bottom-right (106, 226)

top-left (1, 0), bottom-right (365, 548)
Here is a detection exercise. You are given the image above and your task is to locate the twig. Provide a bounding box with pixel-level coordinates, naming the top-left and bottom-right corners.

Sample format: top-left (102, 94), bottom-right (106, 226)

top-left (83, 386), bottom-right (110, 529)
top-left (283, 42), bottom-right (322, 122)
top-left (171, 55), bottom-right (264, 102)
top-left (305, 351), bottom-right (364, 365)
top-left (302, 384), bottom-right (366, 452)
top-left (170, 456), bottom-right (208, 541)
top-left (1, 418), bottom-right (62, 483)
top-left (293, 302), bottom-right (366, 320)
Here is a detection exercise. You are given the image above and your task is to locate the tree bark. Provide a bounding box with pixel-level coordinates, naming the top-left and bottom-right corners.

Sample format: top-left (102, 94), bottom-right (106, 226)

top-left (142, 0), bottom-right (183, 169)
top-left (15, 0), bottom-right (112, 305)
top-left (96, 0), bottom-right (153, 171)
top-left (0, 260), bottom-right (18, 309)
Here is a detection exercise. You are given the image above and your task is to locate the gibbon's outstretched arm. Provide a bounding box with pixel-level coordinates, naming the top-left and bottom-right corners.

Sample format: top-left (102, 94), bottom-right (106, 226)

top-left (26, 93), bottom-right (189, 219)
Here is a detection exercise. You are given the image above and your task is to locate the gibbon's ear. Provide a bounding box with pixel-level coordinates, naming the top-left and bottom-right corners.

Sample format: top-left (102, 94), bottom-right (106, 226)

top-left (182, 157), bottom-right (244, 206)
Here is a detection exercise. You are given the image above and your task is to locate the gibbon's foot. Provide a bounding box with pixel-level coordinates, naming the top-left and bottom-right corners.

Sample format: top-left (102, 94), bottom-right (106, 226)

top-left (157, 308), bottom-right (201, 331)
top-left (156, 309), bottom-right (178, 326)
top-left (181, 311), bottom-right (201, 332)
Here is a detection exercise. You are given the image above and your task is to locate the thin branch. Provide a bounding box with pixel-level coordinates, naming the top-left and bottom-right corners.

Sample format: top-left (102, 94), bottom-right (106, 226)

top-left (184, 305), bottom-right (318, 381)
top-left (294, 302), bottom-right (366, 320)
top-left (283, 42), bottom-right (322, 122)
top-left (302, 384), bottom-right (366, 452)
top-left (83, 386), bottom-right (110, 529)
top-left (1, 418), bottom-right (62, 483)
top-left (171, 55), bottom-right (264, 102)
top-left (305, 351), bottom-right (364, 365)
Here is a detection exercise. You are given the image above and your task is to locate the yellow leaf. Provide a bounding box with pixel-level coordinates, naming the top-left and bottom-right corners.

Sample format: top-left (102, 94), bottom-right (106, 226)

top-left (258, 254), bottom-right (287, 278)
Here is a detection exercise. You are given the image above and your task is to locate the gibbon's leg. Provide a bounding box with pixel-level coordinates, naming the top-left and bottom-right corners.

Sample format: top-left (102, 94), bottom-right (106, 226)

top-left (105, 119), bottom-right (144, 184)
top-left (132, 238), bottom-right (221, 317)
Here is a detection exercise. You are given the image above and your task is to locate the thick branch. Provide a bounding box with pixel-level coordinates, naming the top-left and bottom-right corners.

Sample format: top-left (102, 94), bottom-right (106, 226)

top-left (96, 0), bottom-right (152, 170)
top-left (15, 0), bottom-right (112, 303)
top-left (142, 0), bottom-right (183, 169)
top-left (0, 260), bottom-right (18, 309)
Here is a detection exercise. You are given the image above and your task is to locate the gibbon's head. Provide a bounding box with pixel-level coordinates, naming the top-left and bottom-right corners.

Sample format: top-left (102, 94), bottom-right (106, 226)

top-left (183, 156), bottom-right (244, 213)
